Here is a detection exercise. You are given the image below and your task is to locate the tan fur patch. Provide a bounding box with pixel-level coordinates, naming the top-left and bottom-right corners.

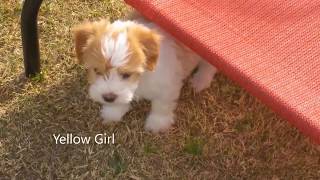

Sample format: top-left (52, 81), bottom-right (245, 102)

top-left (72, 19), bottom-right (109, 63)
top-left (72, 19), bottom-right (113, 82)
top-left (127, 25), bottom-right (161, 71)
top-left (117, 36), bottom-right (145, 83)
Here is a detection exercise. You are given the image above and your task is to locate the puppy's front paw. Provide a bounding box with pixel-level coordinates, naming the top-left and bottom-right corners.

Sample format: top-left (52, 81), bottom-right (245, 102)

top-left (100, 105), bottom-right (129, 124)
top-left (145, 113), bottom-right (174, 133)
top-left (100, 108), bottom-right (122, 124)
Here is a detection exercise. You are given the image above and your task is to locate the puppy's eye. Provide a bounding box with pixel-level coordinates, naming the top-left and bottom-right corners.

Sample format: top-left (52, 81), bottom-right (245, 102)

top-left (121, 73), bottom-right (131, 79)
top-left (94, 68), bottom-right (102, 75)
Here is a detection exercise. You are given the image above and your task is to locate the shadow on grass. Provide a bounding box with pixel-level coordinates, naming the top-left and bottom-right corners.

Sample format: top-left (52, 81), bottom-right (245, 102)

top-left (0, 72), bottom-right (319, 179)
top-left (0, 73), bottom-right (27, 105)
top-left (0, 72), bottom-right (131, 178)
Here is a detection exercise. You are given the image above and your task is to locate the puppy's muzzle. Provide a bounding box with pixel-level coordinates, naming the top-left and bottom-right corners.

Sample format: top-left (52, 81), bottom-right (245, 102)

top-left (102, 93), bottom-right (117, 103)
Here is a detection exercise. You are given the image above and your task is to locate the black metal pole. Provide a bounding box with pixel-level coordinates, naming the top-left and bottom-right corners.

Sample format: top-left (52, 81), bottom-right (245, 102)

top-left (21, 0), bottom-right (43, 77)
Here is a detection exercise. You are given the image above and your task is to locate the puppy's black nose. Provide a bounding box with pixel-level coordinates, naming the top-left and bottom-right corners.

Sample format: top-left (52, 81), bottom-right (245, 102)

top-left (102, 93), bottom-right (117, 102)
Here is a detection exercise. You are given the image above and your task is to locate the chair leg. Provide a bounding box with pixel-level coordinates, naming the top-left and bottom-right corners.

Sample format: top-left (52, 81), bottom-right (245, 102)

top-left (21, 0), bottom-right (43, 77)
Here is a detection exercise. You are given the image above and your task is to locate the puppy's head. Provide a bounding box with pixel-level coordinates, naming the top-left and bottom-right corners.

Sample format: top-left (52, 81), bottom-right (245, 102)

top-left (72, 19), bottom-right (160, 105)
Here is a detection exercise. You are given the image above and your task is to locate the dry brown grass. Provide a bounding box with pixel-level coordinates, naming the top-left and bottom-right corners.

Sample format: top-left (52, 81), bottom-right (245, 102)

top-left (0, 0), bottom-right (319, 179)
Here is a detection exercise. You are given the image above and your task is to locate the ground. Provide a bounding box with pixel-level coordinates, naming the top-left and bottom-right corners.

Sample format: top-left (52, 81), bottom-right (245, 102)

top-left (0, 0), bottom-right (319, 179)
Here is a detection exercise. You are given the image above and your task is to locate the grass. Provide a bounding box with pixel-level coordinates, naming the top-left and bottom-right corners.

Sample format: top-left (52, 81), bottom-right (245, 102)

top-left (184, 137), bottom-right (204, 156)
top-left (0, 0), bottom-right (319, 179)
top-left (108, 151), bottom-right (127, 175)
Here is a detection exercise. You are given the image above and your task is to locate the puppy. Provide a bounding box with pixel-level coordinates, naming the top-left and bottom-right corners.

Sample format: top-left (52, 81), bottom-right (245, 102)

top-left (72, 16), bottom-right (217, 133)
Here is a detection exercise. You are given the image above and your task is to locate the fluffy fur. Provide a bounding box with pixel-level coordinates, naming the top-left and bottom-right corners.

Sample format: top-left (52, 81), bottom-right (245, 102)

top-left (72, 16), bottom-right (217, 133)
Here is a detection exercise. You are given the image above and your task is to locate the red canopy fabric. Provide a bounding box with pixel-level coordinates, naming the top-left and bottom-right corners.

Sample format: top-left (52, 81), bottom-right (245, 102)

top-left (124, 0), bottom-right (320, 143)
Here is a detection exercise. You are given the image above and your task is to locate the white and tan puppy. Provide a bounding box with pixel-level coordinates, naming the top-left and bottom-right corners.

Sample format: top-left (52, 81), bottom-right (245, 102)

top-left (72, 16), bottom-right (217, 133)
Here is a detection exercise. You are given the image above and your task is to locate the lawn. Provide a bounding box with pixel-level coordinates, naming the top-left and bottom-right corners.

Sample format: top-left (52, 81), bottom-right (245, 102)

top-left (0, 0), bottom-right (319, 179)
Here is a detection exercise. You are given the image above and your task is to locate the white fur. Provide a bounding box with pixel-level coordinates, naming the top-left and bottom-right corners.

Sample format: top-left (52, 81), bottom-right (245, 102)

top-left (190, 60), bottom-right (217, 92)
top-left (101, 32), bottom-right (129, 67)
top-left (89, 20), bottom-right (217, 133)
top-left (89, 69), bottom-right (137, 105)
top-left (144, 100), bottom-right (176, 132)
top-left (112, 20), bottom-right (135, 29)
top-left (100, 104), bottom-right (130, 124)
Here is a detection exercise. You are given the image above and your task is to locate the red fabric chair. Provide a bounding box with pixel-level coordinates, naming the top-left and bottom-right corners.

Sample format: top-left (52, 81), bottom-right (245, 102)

top-left (125, 0), bottom-right (320, 143)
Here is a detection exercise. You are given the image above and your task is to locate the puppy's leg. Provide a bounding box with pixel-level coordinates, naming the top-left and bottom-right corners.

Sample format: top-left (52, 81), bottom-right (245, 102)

top-left (100, 104), bottom-right (130, 124)
top-left (190, 60), bottom-right (217, 92)
top-left (145, 100), bottom-right (176, 133)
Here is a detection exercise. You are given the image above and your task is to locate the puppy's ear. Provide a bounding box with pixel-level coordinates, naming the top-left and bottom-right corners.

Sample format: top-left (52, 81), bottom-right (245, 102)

top-left (72, 19), bottom-right (109, 64)
top-left (130, 26), bottom-right (161, 71)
